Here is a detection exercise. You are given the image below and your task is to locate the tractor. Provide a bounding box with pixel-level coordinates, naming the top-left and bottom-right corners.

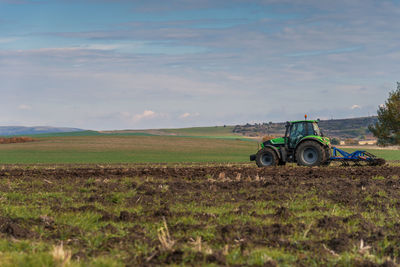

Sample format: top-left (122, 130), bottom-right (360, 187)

top-left (250, 119), bottom-right (330, 167)
top-left (250, 118), bottom-right (385, 167)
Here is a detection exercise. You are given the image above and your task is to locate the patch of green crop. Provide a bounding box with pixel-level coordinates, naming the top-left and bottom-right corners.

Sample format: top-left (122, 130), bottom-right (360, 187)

top-left (0, 239), bottom-right (48, 253)
top-left (226, 247), bottom-right (297, 266)
top-left (163, 126), bottom-right (235, 136)
top-left (55, 212), bottom-right (104, 231)
top-left (0, 251), bottom-right (55, 267)
top-left (0, 204), bottom-right (52, 219)
top-left (0, 135), bottom-right (257, 164)
top-left (88, 256), bottom-right (125, 267)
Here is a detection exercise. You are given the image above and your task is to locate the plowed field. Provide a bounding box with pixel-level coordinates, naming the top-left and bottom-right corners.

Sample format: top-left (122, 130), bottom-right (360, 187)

top-left (0, 165), bottom-right (400, 266)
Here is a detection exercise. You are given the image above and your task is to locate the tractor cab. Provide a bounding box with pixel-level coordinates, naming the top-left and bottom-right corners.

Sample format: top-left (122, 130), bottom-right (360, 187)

top-left (286, 120), bottom-right (322, 149)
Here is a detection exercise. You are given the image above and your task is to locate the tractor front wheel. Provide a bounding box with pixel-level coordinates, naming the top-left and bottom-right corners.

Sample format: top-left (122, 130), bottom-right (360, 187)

top-left (296, 141), bottom-right (325, 167)
top-left (256, 147), bottom-right (278, 167)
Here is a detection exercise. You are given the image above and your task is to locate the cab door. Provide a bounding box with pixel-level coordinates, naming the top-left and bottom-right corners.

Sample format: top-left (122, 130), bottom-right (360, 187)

top-left (288, 122), bottom-right (306, 148)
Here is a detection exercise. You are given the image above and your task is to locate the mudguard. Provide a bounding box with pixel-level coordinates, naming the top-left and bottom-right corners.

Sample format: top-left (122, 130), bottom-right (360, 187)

top-left (295, 137), bottom-right (329, 151)
top-left (263, 145), bottom-right (281, 159)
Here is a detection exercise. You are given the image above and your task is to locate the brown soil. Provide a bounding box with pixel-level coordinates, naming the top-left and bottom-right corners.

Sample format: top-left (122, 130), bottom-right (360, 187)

top-left (0, 137), bottom-right (35, 144)
top-left (0, 165), bottom-right (399, 266)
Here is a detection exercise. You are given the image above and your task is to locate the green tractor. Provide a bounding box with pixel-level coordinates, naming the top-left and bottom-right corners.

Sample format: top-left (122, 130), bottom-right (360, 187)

top-left (250, 119), bottom-right (331, 167)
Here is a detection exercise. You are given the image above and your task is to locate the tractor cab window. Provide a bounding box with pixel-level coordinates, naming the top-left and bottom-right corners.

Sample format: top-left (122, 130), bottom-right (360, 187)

top-left (290, 123), bottom-right (303, 138)
top-left (289, 123), bottom-right (307, 147)
top-left (304, 122), bottom-right (313, 136)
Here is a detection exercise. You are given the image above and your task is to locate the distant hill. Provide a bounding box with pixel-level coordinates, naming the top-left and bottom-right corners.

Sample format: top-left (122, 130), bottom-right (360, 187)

top-left (233, 116), bottom-right (378, 139)
top-left (100, 117), bottom-right (379, 140)
top-left (317, 117), bottom-right (378, 139)
top-left (0, 126), bottom-right (85, 136)
top-left (7, 116), bottom-right (375, 140)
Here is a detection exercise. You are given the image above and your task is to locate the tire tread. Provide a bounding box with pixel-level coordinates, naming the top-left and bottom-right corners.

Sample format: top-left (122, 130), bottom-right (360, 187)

top-left (256, 147), bottom-right (278, 167)
top-left (296, 141), bottom-right (325, 167)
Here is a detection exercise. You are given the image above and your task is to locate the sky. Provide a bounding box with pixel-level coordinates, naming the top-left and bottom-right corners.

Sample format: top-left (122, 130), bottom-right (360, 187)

top-left (0, 0), bottom-right (399, 130)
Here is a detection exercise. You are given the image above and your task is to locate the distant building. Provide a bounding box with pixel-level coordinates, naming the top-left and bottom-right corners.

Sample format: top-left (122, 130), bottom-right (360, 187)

top-left (358, 140), bottom-right (377, 145)
top-left (339, 139), bottom-right (377, 145)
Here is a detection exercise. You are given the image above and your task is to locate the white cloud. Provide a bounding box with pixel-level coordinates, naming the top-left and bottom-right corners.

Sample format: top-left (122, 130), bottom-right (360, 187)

top-left (180, 112), bottom-right (191, 118)
top-left (81, 44), bottom-right (129, 51)
top-left (351, 104), bottom-right (361, 110)
top-left (0, 38), bottom-right (17, 44)
top-left (133, 110), bottom-right (157, 121)
top-left (18, 104), bottom-right (31, 110)
top-left (179, 112), bottom-right (200, 119)
top-left (118, 110), bottom-right (165, 125)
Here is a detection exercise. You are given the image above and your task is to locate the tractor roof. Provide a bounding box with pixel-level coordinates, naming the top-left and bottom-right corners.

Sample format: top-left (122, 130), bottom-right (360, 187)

top-left (288, 120), bottom-right (319, 124)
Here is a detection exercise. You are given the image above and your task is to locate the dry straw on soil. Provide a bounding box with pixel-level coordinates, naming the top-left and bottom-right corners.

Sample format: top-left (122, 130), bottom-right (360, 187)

top-left (51, 243), bottom-right (71, 267)
top-left (157, 217), bottom-right (176, 251)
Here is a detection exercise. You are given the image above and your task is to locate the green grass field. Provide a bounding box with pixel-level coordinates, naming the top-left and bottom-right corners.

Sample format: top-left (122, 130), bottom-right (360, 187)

top-left (162, 126), bottom-right (236, 136)
top-left (0, 135), bottom-right (258, 164)
top-left (0, 134), bottom-right (398, 164)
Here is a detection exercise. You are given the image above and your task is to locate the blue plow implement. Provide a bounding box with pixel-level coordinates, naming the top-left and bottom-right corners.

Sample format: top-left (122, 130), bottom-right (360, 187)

top-left (329, 147), bottom-right (385, 166)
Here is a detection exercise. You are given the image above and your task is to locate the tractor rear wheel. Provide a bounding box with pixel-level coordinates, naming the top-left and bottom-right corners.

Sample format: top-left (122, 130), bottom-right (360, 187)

top-left (322, 147), bottom-right (331, 166)
top-left (256, 147), bottom-right (278, 167)
top-left (296, 141), bottom-right (325, 167)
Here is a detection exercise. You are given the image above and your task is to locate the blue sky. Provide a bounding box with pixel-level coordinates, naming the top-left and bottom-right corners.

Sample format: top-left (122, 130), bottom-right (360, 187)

top-left (0, 0), bottom-right (399, 130)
